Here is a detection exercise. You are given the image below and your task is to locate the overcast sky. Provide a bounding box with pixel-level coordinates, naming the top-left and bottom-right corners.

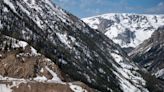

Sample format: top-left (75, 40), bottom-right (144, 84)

top-left (53, 0), bottom-right (164, 18)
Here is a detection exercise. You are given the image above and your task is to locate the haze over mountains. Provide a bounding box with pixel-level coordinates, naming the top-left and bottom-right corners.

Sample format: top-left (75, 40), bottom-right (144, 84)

top-left (0, 0), bottom-right (164, 92)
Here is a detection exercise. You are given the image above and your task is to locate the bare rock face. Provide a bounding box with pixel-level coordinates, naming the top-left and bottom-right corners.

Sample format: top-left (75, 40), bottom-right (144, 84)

top-left (0, 35), bottom-right (64, 80)
top-left (0, 81), bottom-right (93, 92)
top-left (1, 82), bottom-right (73, 92)
top-left (0, 51), bottom-right (63, 80)
top-left (0, 81), bottom-right (94, 92)
top-left (13, 83), bottom-right (73, 92)
top-left (0, 35), bottom-right (94, 92)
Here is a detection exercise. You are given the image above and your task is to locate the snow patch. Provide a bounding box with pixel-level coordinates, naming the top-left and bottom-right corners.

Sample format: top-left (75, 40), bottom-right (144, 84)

top-left (0, 21), bottom-right (2, 29)
top-left (3, 0), bottom-right (17, 14)
top-left (155, 69), bottom-right (164, 78)
top-left (98, 68), bottom-right (106, 74)
top-left (83, 73), bottom-right (92, 83)
top-left (30, 47), bottom-right (38, 55)
top-left (69, 83), bottom-right (88, 92)
top-left (111, 53), bottom-right (123, 63)
top-left (56, 33), bottom-right (71, 48)
top-left (12, 41), bottom-right (28, 49)
top-left (59, 59), bottom-right (68, 64)
top-left (3, 7), bottom-right (9, 12)
top-left (31, 0), bottom-right (36, 5)
top-left (17, 2), bottom-right (30, 15)
top-left (40, 68), bottom-right (44, 73)
top-left (45, 66), bottom-right (63, 83)
top-left (18, 41), bottom-right (28, 48)
top-left (34, 76), bottom-right (47, 82)
top-left (0, 84), bottom-right (12, 92)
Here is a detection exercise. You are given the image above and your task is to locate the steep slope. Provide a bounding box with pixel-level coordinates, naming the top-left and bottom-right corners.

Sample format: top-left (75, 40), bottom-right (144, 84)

top-left (0, 34), bottom-right (93, 92)
top-left (130, 26), bottom-right (164, 80)
top-left (83, 13), bottom-right (164, 52)
top-left (0, 0), bottom-right (153, 91)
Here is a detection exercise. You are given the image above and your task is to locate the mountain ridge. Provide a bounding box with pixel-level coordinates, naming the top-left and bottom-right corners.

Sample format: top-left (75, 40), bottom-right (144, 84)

top-left (83, 13), bottom-right (164, 52)
top-left (83, 13), bottom-right (164, 19)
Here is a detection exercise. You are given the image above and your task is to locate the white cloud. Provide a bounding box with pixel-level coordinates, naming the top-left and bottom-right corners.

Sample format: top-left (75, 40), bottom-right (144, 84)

top-left (158, 2), bottom-right (164, 7)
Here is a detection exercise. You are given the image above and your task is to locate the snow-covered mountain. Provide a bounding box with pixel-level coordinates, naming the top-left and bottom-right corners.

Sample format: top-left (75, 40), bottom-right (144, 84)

top-left (83, 13), bottom-right (164, 51)
top-left (0, 0), bottom-right (164, 92)
top-left (129, 26), bottom-right (164, 80)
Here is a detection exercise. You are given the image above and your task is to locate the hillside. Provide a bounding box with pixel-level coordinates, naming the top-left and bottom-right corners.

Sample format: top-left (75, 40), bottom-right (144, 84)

top-left (0, 0), bottom-right (163, 92)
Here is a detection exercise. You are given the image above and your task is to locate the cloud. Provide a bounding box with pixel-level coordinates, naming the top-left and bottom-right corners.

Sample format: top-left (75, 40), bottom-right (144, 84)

top-left (145, 2), bottom-right (164, 14)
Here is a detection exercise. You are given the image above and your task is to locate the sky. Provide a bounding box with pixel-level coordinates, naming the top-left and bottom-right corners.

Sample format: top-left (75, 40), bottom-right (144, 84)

top-left (53, 0), bottom-right (164, 18)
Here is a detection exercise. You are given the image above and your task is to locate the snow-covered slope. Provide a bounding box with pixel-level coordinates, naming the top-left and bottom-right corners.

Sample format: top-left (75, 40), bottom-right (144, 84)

top-left (83, 13), bottom-right (164, 49)
top-left (130, 26), bottom-right (164, 80)
top-left (0, 0), bottom-right (163, 91)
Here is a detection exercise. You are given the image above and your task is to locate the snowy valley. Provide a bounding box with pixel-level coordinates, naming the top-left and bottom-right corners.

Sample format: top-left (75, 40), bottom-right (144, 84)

top-left (0, 0), bottom-right (164, 92)
top-left (83, 13), bottom-right (164, 90)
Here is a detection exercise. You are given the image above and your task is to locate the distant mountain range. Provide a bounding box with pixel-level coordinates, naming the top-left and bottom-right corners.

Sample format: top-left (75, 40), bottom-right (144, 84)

top-left (83, 13), bottom-right (164, 52)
